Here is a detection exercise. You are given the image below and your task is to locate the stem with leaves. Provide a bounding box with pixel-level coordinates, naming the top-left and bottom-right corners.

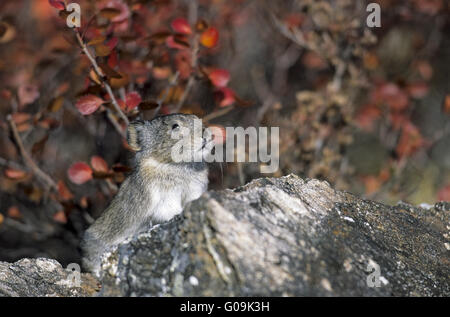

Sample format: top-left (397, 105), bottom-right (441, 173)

top-left (7, 115), bottom-right (57, 191)
top-left (174, 29), bottom-right (200, 112)
top-left (73, 31), bottom-right (129, 136)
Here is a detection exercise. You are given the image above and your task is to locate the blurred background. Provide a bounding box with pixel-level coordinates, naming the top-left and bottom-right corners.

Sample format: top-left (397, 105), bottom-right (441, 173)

top-left (0, 0), bottom-right (449, 266)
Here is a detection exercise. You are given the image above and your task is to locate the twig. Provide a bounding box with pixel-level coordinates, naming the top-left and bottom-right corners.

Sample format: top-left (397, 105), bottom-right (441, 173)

top-left (7, 115), bottom-right (57, 191)
top-left (202, 105), bottom-right (234, 123)
top-left (250, 67), bottom-right (277, 123)
top-left (153, 71), bottom-right (180, 117)
top-left (73, 31), bottom-right (129, 127)
top-left (174, 33), bottom-right (199, 112)
top-left (173, 0), bottom-right (199, 113)
top-left (106, 109), bottom-right (126, 138)
top-left (0, 156), bottom-right (27, 171)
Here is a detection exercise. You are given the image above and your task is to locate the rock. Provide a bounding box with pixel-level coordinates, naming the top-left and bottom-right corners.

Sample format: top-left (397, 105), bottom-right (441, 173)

top-left (98, 174), bottom-right (449, 296)
top-left (0, 174), bottom-right (448, 296)
top-left (0, 258), bottom-right (99, 297)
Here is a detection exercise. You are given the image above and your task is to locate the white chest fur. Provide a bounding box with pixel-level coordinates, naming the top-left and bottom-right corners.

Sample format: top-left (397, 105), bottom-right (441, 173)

top-left (141, 158), bottom-right (208, 223)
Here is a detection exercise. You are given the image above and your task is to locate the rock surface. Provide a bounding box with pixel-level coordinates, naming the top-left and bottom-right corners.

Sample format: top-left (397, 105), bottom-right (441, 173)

top-left (0, 258), bottom-right (99, 297)
top-left (1, 174), bottom-right (449, 296)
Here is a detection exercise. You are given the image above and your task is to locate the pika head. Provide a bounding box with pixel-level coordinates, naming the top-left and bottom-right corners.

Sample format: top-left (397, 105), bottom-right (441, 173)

top-left (127, 114), bottom-right (212, 164)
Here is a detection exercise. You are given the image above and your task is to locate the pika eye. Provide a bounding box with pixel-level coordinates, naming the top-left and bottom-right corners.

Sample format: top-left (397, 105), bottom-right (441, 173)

top-left (172, 123), bottom-right (180, 130)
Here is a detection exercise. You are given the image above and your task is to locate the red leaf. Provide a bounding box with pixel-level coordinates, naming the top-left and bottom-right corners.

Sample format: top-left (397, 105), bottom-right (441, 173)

top-left (49, 0), bottom-right (65, 10)
top-left (389, 112), bottom-right (408, 130)
top-left (437, 184), bottom-right (450, 201)
top-left (302, 51), bottom-right (327, 69)
top-left (108, 50), bottom-right (118, 68)
top-left (75, 95), bottom-right (104, 115)
top-left (18, 84), bottom-right (40, 106)
top-left (407, 82), bottom-right (429, 99)
top-left (356, 104), bottom-right (381, 132)
top-left (174, 50), bottom-right (192, 79)
top-left (171, 18), bottom-right (192, 35)
top-left (396, 122), bottom-right (424, 158)
top-left (372, 83), bottom-right (409, 111)
top-left (215, 87), bottom-right (235, 107)
top-left (68, 162), bottom-right (93, 185)
top-left (90, 155), bottom-right (109, 173)
top-left (208, 125), bottom-right (226, 145)
top-left (125, 91), bottom-right (142, 110)
top-left (57, 180), bottom-right (74, 201)
top-left (4, 168), bottom-right (28, 179)
top-left (166, 35), bottom-right (188, 50)
top-left (11, 112), bottom-right (31, 124)
top-left (7, 206), bottom-right (21, 219)
top-left (284, 13), bottom-right (306, 28)
top-left (118, 98), bottom-right (126, 111)
top-left (106, 37), bottom-right (119, 50)
top-left (208, 69), bottom-right (230, 88)
top-left (200, 27), bottom-right (219, 48)
top-left (53, 210), bottom-right (67, 224)
top-left (99, 0), bottom-right (130, 23)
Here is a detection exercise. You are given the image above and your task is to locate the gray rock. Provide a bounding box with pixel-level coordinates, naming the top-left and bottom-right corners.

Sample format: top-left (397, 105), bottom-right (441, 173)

top-left (98, 174), bottom-right (450, 296)
top-left (0, 258), bottom-right (99, 297)
top-left (1, 174), bottom-right (449, 296)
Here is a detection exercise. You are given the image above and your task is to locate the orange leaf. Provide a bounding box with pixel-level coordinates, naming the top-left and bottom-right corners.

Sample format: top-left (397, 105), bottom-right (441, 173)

top-left (195, 19), bottom-right (209, 32)
top-left (152, 67), bottom-right (171, 79)
top-left (99, 7), bottom-right (122, 20)
top-left (68, 162), bottom-right (93, 185)
top-left (57, 180), bottom-right (74, 201)
top-left (48, 96), bottom-right (64, 112)
top-left (90, 155), bottom-right (109, 173)
top-left (200, 27), bottom-right (219, 48)
top-left (363, 175), bottom-right (382, 195)
top-left (109, 72), bottom-right (129, 88)
top-left (87, 36), bottom-right (106, 46)
top-left (75, 95), bottom-right (104, 115)
top-left (95, 44), bottom-right (111, 57)
top-left (79, 196), bottom-right (89, 209)
top-left (443, 95), bottom-right (450, 114)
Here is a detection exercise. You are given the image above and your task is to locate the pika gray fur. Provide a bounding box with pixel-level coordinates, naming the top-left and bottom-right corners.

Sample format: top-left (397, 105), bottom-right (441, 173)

top-left (81, 113), bottom-right (212, 275)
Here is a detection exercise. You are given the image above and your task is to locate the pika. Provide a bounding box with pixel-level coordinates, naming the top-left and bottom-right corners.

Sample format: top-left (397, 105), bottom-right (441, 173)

top-left (81, 113), bottom-right (212, 275)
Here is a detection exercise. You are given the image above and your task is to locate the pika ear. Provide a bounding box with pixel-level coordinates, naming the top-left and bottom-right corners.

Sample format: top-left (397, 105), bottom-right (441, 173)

top-left (127, 121), bottom-right (145, 151)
